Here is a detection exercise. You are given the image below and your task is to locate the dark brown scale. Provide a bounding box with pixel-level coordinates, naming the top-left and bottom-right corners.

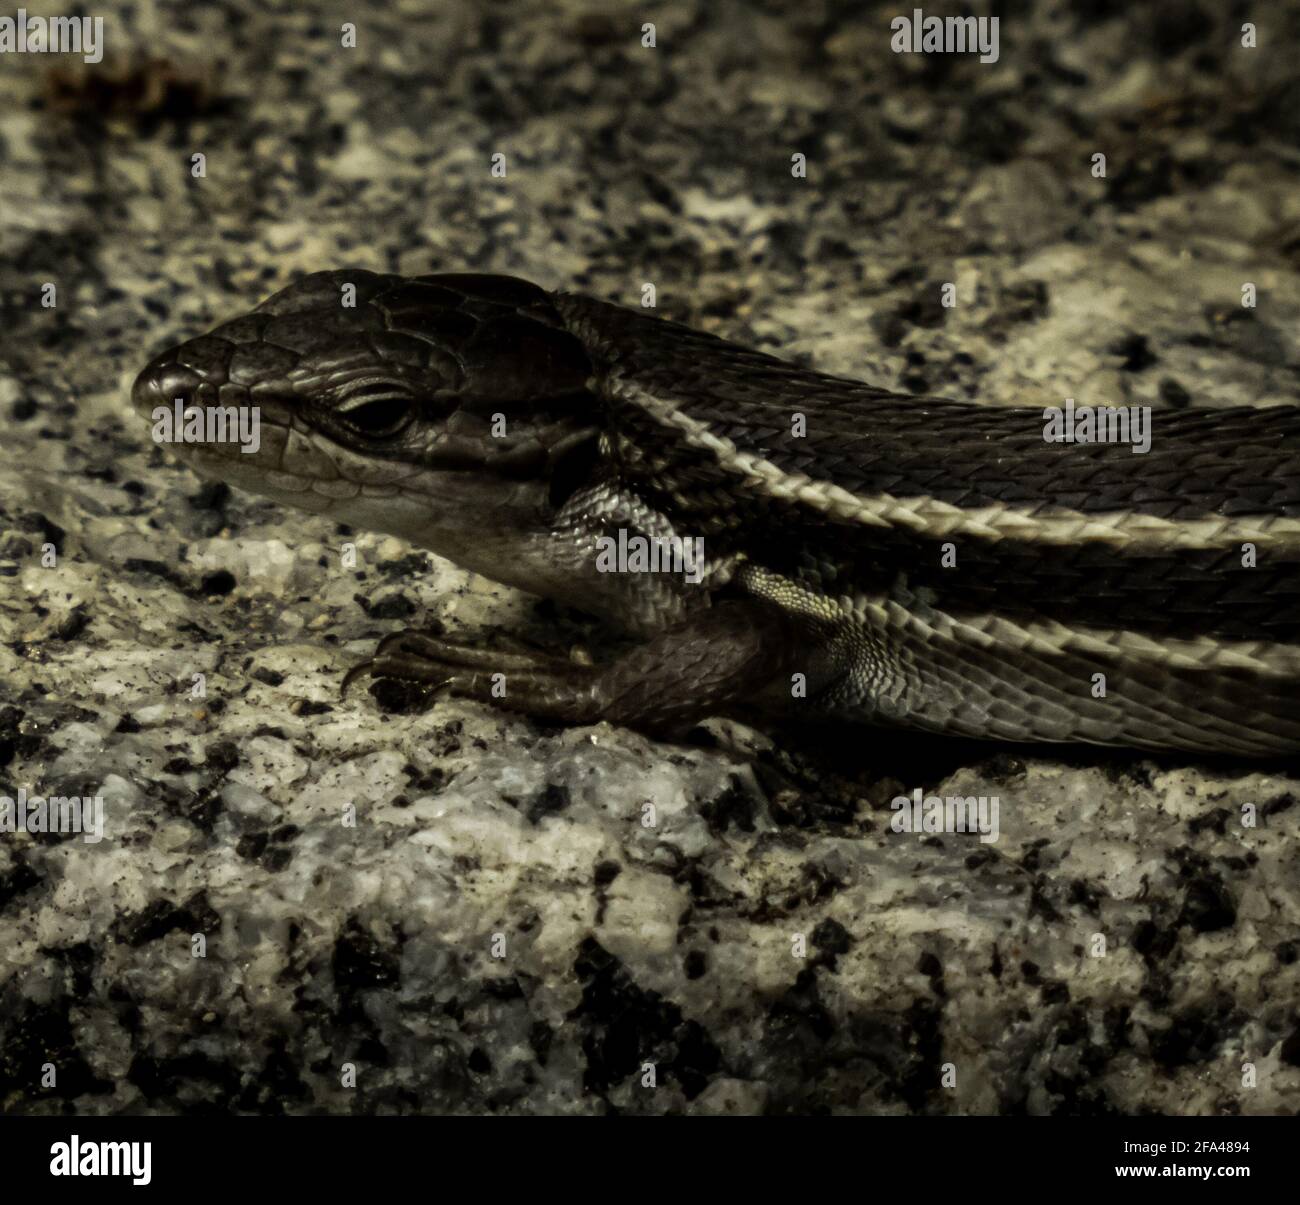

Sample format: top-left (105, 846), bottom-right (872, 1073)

top-left (132, 271), bottom-right (1300, 754)
top-left (560, 291), bottom-right (1300, 522)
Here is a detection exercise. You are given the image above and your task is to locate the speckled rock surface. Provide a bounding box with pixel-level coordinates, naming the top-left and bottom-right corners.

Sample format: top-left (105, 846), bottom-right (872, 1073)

top-left (2, 0), bottom-right (1299, 1115)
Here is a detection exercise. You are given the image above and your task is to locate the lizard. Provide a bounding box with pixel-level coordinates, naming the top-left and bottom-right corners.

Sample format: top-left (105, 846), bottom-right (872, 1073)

top-left (131, 270), bottom-right (1300, 757)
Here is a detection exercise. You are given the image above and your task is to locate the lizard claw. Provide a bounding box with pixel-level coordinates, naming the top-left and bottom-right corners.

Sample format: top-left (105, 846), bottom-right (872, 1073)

top-left (342, 652), bottom-right (461, 698)
top-left (342, 630), bottom-right (460, 696)
top-left (340, 626), bottom-right (604, 723)
top-left (340, 658), bottom-right (377, 698)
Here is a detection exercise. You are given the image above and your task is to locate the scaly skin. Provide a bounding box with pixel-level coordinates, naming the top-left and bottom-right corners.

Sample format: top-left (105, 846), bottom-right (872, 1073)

top-left (133, 271), bottom-right (1300, 755)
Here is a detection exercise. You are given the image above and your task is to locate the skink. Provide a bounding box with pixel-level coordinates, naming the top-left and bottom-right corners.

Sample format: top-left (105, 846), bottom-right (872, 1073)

top-left (132, 271), bottom-right (1300, 756)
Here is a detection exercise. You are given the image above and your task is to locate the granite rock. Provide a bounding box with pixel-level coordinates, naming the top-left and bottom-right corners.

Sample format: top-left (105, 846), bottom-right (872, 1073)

top-left (0, 0), bottom-right (1298, 1114)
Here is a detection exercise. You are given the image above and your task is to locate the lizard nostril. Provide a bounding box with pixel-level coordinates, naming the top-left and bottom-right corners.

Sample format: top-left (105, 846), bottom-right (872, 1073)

top-left (131, 360), bottom-right (200, 417)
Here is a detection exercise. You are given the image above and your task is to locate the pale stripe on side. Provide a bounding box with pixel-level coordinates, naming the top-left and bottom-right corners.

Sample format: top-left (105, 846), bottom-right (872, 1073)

top-left (619, 379), bottom-right (1300, 554)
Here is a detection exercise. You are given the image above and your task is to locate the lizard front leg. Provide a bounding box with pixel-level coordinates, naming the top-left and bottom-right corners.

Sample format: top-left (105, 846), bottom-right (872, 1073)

top-left (342, 600), bottom-right (800, 732)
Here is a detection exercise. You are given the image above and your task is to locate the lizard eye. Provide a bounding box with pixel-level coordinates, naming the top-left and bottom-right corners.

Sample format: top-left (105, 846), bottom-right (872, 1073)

top-left (336, 381), bottom-right (416, 437)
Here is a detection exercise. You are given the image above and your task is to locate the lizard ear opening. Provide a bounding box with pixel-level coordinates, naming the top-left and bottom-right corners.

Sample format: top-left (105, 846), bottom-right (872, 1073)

top-left (547, 433), bottom-right (602, 510)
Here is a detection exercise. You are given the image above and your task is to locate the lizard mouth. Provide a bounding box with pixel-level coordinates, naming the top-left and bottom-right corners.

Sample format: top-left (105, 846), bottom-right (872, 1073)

top-left (131, 354), bottom-right (560, 548)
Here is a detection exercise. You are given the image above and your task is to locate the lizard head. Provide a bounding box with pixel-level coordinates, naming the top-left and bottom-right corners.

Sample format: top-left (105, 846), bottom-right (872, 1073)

top-left (131, 270), bottom-right (602, 568)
